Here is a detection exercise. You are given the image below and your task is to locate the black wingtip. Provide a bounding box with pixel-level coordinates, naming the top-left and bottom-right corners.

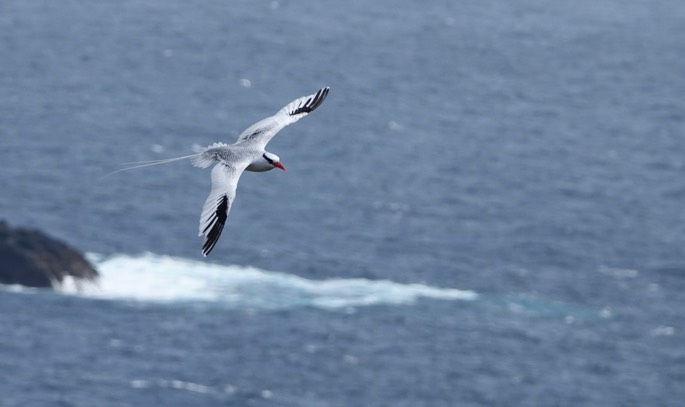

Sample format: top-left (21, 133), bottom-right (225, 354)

top-left (310, 87), bottom-right (330, 111)
top-left (290, 87), bottom-right (330, 116)
top-left (201, 195), bottom-right (229, 256)
top-left (202, 220), bottom-right (224, 256)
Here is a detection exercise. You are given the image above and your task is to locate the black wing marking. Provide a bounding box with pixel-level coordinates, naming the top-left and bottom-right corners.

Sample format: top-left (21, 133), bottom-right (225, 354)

top-left (198, 162), bottom-right (248, 256)
top-left (202, 194), bottom-right (229, 256)
top-left (288, 87), bottom-right (330, 117)
top-left (235, 87), bottom-right (331, 147)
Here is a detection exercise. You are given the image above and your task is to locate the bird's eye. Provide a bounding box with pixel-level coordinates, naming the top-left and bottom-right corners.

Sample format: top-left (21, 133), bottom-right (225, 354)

top-left (262, 154), bottom-right (274, 164)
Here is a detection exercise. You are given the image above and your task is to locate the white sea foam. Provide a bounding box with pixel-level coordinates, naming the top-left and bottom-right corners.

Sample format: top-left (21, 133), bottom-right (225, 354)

top-left (57, 252), bottom-right (477, 310)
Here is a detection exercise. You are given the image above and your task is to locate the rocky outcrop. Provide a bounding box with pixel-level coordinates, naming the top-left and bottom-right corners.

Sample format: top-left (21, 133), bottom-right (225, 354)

top-left (0, 221), bottom-right (98, 288)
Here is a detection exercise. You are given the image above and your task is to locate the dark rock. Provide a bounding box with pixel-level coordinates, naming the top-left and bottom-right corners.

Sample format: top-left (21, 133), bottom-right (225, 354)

top-left (0, 220), bottom-right (99, 289)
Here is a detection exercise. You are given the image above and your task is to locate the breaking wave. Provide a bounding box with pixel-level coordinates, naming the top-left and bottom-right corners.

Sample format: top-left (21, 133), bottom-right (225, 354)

top-left (57, 253), bottom-right (477, 310)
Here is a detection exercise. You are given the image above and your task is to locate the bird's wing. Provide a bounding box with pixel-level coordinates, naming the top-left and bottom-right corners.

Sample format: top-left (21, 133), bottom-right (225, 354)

top-left (235, 87), bottom-right (330, 148)
top-left (198, 161), bottom-right (249, 256)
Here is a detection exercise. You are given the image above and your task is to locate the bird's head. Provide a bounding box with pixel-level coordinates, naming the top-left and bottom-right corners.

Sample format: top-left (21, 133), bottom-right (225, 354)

top-left (263, 152), bottom-right (286, 171)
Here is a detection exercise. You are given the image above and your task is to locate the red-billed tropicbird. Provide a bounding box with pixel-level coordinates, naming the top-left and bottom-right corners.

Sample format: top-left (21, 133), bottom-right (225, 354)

top-left (113, 87), bottom-right (330, 256)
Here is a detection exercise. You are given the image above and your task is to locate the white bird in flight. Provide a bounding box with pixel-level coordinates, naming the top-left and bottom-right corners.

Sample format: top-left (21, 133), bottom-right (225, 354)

top-left (114, 87), bottom-right (330, 256)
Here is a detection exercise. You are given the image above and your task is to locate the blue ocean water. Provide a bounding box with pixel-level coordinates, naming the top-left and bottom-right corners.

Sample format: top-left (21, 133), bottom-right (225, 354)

top-left (1, 0), bottom-right (684, 405)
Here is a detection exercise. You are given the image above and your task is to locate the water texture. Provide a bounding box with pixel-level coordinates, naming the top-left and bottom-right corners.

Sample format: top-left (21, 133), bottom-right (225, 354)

top-left (1, 0), bottom-right (684, 405)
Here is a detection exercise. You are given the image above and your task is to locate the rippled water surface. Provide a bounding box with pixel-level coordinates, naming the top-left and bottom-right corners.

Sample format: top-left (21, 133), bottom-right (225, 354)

top-left (1, 0), bottom-right (684, 405)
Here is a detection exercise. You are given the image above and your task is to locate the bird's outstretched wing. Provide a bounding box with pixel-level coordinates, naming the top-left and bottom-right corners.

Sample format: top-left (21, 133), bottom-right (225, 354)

top-left (198, 161), bottom-right (249, 256)
top-left (235, 87), bottom-right (330, 148)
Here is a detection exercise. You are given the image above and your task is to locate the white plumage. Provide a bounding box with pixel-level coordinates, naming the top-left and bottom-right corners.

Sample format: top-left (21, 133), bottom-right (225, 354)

top-left (115, 87), bottom-right (330, 256)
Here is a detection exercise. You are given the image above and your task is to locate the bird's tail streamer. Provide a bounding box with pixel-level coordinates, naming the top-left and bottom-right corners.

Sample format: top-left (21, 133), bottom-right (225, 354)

top-left (104, 153), bottom-right (202, 176)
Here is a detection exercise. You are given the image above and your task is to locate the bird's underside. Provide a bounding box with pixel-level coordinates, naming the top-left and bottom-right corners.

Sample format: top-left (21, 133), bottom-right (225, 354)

top-left (196, 87), bottom-right (330, 256)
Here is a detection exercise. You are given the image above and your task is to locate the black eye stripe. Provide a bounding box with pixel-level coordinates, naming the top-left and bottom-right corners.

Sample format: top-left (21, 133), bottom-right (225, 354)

top-left (262, 153), bottom-right (274, 164)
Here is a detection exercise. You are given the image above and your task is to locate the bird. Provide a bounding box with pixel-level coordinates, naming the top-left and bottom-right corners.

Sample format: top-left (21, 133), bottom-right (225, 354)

top-left (112, 87), bottom-right (330, 256)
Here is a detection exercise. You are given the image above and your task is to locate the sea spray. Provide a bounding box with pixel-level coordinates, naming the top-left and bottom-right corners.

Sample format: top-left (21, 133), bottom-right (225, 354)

top-left (56, 252), bottom-right (478, 310)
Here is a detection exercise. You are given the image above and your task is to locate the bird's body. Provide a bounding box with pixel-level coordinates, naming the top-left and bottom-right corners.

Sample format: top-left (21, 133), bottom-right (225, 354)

top-left (114, 87), bottom-right (330, 256)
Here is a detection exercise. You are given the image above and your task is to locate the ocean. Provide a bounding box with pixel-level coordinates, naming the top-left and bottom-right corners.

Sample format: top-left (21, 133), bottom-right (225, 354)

top-left (1, 0), bottom-right (684, 405)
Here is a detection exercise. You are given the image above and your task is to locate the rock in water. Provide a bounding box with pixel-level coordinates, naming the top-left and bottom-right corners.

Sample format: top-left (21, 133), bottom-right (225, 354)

top-left (0, 220), bottom-right (99, 289)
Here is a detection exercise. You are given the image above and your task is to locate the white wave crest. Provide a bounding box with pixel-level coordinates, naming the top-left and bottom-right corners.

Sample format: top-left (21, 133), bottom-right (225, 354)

top-left (58, 253), bottom-right (477, 310)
